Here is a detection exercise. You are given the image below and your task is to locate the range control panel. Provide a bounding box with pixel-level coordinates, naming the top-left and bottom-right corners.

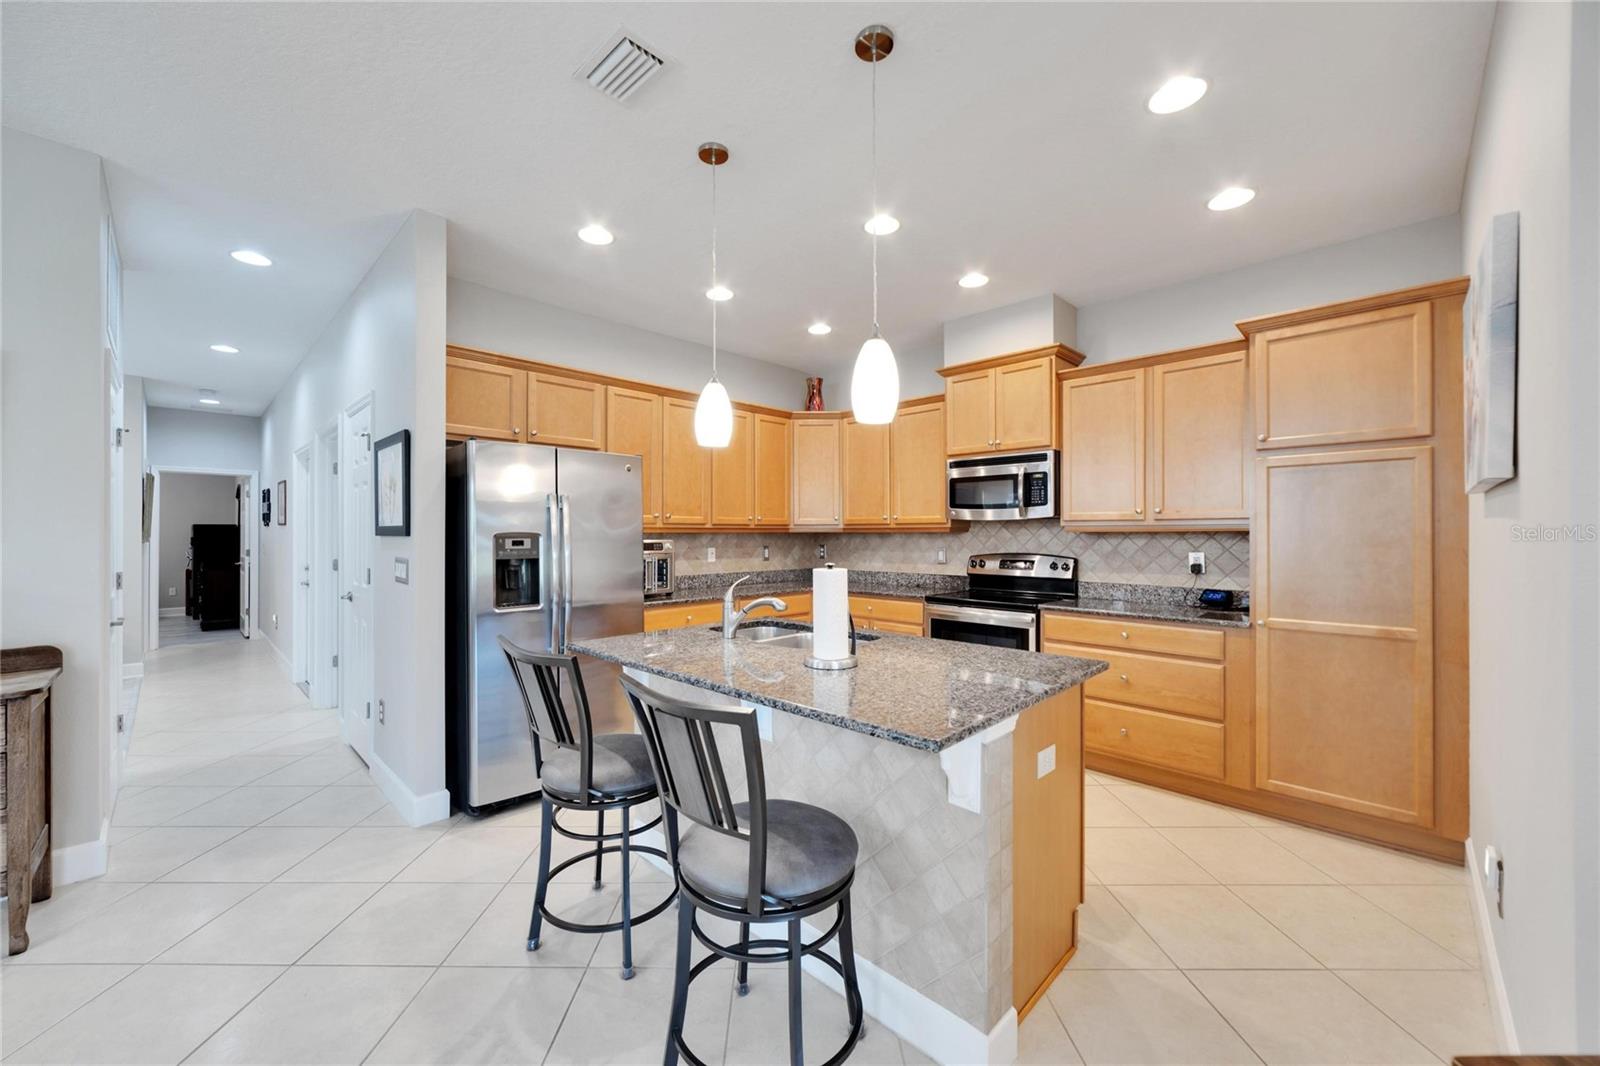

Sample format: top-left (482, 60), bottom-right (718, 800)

top-left (966, 553), bottom-right (1076, 579)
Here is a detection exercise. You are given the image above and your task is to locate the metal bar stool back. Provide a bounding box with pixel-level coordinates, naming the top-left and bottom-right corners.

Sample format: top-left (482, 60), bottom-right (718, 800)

top-left (621, 674), bottom-right (864, 1066)
top-left (499, 638), bottom-right (677, 979)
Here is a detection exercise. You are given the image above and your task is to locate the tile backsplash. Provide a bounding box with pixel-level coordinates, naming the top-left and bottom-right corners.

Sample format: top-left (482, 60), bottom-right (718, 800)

top-left (670, 521), bottom-right (1250, 590)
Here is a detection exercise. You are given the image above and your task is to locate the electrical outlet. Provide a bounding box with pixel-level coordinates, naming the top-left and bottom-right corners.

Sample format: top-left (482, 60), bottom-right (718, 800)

top-left (761, 545), bottom-right (770, 561)
top-left (1484, 845), bottom-right (1506, 917)
top-left (936, 548), bottom-right (947, 564)
top-left (706, 547), bottom-right (717, 563)
top-left (816, 543), bottom-right (827, 561)
top-left (271, 613), bottom-right (279, 630)
top-left (167, 586), bottom-right (176, 597)
top-left (1188, 552), bottom-right (1206, 575)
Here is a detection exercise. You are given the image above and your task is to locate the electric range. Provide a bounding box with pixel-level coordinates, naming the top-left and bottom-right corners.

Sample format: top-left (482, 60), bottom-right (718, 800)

top-left (923, 553), bottom-right (1077, 651)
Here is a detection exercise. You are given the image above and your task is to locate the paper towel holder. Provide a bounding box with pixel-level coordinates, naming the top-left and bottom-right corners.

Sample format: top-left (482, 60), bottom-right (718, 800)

top-left (805, 591), bottom-right (859, 670)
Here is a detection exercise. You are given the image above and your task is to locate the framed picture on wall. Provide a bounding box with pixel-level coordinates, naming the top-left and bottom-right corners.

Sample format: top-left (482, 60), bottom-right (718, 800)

top-left (374, 429), bottom-right (410, 536)
top-left (276, 480), bottom-right (287, 525)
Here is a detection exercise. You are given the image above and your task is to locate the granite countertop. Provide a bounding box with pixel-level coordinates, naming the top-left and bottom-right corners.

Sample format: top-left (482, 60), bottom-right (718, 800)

top-left (649, 569), bottom-right (963, 607)
top-left (572, 624), bottom-right (1107, 752)
top-left (1041, 598), bottom-right (1252, 629)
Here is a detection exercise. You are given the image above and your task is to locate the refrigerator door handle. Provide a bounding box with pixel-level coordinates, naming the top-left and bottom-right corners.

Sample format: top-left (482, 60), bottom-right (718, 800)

top-left (560, 493), bottom-right (574, 651)
top-left (546, 493), bottom-right (561, 653)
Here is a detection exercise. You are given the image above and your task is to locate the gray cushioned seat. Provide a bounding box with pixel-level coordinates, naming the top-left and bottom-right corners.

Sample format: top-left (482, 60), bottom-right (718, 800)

top-left (540, 733), bottom-right (656, 799)
top-left (677, 799), bottom-right (858, 904)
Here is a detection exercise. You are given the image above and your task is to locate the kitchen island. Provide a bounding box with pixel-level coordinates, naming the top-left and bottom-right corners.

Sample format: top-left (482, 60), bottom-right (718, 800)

top-left (571, 623), bottom-right (1107, 1065)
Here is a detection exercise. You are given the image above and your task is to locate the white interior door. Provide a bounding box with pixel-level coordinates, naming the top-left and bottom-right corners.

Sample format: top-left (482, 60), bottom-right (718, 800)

top-left (311, 426), bottom-right (339, 708)
top-left (107, 352), bottom-right (125, 787)
top-left (340, 401), bottom-right (375, 763)
top-left (237, 478), bottom-right (251, 636)
top-left (292, 445), bottom-right (313, 686)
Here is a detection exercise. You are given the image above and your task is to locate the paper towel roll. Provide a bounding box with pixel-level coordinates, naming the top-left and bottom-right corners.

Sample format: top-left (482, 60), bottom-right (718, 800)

top-left (812, 566), bottom-right (851, 661)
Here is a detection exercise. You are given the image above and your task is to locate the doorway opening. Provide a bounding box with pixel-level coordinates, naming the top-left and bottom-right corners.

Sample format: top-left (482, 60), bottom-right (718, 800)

top-left (146, 466), bottom-right (258, 651)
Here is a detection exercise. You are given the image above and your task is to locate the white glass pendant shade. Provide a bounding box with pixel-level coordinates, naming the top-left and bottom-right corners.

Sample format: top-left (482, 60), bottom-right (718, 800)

top-left (694, 378), bottom-right (734, 447)
top-left (850, 335), bottom-right (900, 424)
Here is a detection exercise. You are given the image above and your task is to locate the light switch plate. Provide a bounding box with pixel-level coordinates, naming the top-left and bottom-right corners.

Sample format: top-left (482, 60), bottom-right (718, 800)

top-left (1036, 744), bottom-right (1056, 778)
top-left (393, 557), bottom-right (410, 584)
top-left (707, 547), bottom-right (717, 563)
top-left (936, 549), bottom-right (947, 564)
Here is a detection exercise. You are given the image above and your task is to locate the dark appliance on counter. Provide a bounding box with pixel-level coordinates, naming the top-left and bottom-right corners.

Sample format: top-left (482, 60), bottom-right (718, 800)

top-left (642, 539), bottom-right (675, 600)
top-left (1197, 588), bottom-right (1238, 609)
top-left (923, 553), bottom-right (1077, 651)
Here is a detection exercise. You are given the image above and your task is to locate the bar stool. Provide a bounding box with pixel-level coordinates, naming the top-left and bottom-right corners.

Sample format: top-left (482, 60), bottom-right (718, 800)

top-left (620, 674), bottom-right (864, 1066)
top-left (498, 638), bottom-right (678, 979)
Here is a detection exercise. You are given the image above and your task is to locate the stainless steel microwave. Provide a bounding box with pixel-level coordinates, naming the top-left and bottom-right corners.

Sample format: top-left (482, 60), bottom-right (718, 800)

top-left (946, 450), bottom-right (1058, 521)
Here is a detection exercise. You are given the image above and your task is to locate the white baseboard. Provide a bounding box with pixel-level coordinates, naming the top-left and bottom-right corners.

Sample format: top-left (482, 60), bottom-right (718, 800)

top-left (265, 635), bottom-right (292, 675)
top-left (122, 661), bottom-right (144, 680)
top-left (368, 749), bottom-right (452, 827)
top-left (1464, 836), bottom-right (1518, 1053)
top-left (52, 818), bottom-right (110, 885)
top-left (158, 607), bottom-right (185, 617)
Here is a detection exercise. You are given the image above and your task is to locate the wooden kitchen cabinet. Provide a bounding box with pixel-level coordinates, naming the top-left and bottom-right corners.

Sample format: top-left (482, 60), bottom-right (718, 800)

top-left (994, 357), bottom-right (1057, 449)
top-left (446, 355), bottom-right (525, 441)
top-left (527, 372), bottom-right (606, 450)
top-left (711, 410), bottom-right (754, 526)
top-left (660, 396), bottom-right (711, 527)
top-left (890, 401), bottom-right (948, 525)
top-left (791, 417), bottom-right (842, 528)
top-left (754, 414), bottom-right (791, 527)
top-left (1061, 368), bottom-right (1146, 521)
top-left (944, 367), bottom-right (996, 455)
top-left (941, 346), bottom-right (1083, 456)
top-left (841, 418), bottom-right (891, 527)
top-left (607, 386), bottom-right (663, 527)
top-left (848, 594), bottom-right (924, 634)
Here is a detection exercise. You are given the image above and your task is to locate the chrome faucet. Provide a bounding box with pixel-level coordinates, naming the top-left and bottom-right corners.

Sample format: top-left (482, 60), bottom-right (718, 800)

top-left (722, 575), bottom-right (788, 639)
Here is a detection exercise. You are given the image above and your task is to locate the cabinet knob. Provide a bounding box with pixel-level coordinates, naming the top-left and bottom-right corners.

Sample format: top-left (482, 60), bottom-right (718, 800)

top-left (1120, 630), bottom-right (1129, 640)
top-left (748, 515), bottom-right (753, 521)
top-left (1154, 507), bottom-right (1162, 514)
top-left (1135, 507), bottom-right (1143, 515)
top-left (530, 430), bottom-right (539, 437)
top-left (1257, 620), bottom-right (1265, 627)
top-left (1120, 728), bottom-right (1129, 737)
top-left (892, 514), bottom-right (898, 521)
top-left (513, 427), bottom-right (520, 434)
top-left (1119, 673), bottom-right (1128, 682)
top-left (1257, 433), bottom-right (1266, 442)
top-left (835, 515), bottom-right (840, 521)
top-left (665, 513), bottom-right (672, 519)
top-left (882, 514), bottom-right (888, 521)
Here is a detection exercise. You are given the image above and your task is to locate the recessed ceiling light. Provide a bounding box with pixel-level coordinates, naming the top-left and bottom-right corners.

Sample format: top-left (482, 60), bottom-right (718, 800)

top-left (1207, 186), bottom-right (1256, 211)
top-left (198, 389), bottom-right (221, 406)
top-left (807, 322), bottom-right (832, 336)
top-left (209, 344), bottom-right (239, 354)
top-left (706, 285), bottom-right (733, 302)
top-left (863, 213), bottom-right (900, 236)
top-left (230, 249), bottom-right (272, 267)
top-left (577, 224), bottom-right (614, 246)
top-left (958, 272), bottom-right (989, 289)
top-left (1148, 75), bottom-right (1208, 114)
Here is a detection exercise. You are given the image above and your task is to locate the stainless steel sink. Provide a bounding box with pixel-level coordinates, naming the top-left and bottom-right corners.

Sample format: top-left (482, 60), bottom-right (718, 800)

top-left (714, 623), bottom-right (879, 650)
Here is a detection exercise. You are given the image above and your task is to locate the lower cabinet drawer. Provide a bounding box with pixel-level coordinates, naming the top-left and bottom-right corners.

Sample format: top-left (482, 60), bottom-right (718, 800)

top-left (738, 591), bottom-right (811, 621)
top-left (866, 620), bottom-right (923, 636)
top-left (1050, 643), bottom-right (1223, 721)
top-left (1085, 699), bottom-right (1225, 780)
top-left (643, 602), bottom-right (717, 632)
top-left (848, 595), bottom-right (924, 627)
top-left (1042, 613), bottom-right (1225, 660)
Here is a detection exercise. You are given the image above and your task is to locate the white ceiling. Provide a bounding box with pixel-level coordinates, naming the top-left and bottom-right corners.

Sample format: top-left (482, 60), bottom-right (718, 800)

top-left (2, 2), bottom-right (1494, 415)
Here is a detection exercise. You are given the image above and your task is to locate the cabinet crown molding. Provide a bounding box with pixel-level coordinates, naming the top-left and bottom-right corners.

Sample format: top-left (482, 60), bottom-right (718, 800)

top-left (1235, 276), bottom-right (1469, 337)
top-left (936, 343), bottom-right (1086, 379)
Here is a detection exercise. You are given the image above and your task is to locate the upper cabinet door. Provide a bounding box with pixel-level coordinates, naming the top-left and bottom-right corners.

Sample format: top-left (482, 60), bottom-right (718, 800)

top-left (1251, 301), bottom-right (1433, 449)
top-left (446, 356), bottom-right (525, 441)
top-left (994, 356), bottom-right (1057, 450)
top-left (841, 418), bottom-right (891, 526)
top-left (711, 410), bottom-right (755, 527)
top-left (791, 418), bottom-right (841, 528)
top-left (528, 372), bottom-right (606, 450)
top-left (891, 402), bottom-right (948, 525)
top-left (606, 386), bottom-right (662, 526)
top-left (1061, 369), bottom-right (1146, 521)
top-left (1151, 350), bottom-right (1249, 521)
top-left (754, 414), bottom-right (792, 527)
top-left (660, 397), bottom-right (711, 526)
top-left (945, 368), bottom-right (996, 455)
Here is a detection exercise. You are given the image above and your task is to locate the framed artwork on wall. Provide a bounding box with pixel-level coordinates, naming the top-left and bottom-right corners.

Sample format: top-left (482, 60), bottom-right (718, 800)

top-left (1464, 210), bottom-right (1519, 493)
top-left (375, 429), bottom-right (411, 536)
top-left (276, 480), bottom-right (287, 524)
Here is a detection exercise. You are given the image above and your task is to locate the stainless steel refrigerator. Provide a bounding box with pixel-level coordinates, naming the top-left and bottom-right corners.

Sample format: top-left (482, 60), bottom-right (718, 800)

top-left (446, 440), bottom-right (643, 813)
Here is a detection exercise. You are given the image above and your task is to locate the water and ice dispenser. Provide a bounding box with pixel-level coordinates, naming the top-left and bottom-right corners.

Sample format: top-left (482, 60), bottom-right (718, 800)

top-left (493, 532), bottom-right (541, 610)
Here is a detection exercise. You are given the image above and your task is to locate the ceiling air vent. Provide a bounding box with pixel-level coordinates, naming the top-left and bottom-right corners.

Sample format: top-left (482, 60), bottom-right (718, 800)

top-left (581, 33), bottom-right (665, 103)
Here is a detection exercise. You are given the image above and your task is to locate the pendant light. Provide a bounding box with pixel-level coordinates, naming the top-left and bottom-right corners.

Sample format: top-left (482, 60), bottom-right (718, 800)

top-left (694, 141), bottom-right (734, 447)
top-left (850, 23), bottom-right (900, 426)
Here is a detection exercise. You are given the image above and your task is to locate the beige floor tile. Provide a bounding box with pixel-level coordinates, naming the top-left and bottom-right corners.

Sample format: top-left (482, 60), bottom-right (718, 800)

top-left (0, 964), bottom-right (136, 1053)
top-left (1045, 969), bottom-right (1259, 1064)
top-left (1017, 998), bottom-right (1084, 1064)
top-left (593, 883), bottom-right (722, 972)
top-left (1105, 784), bottom-right (1248, 827)
top-left (159, 825), bottom-right (343, 881)
top-left (302, 882), bottom-right (498, 965)
top-left (1189, 970), bottom-right (1436, 1064)
top-left (119, 754), bottom-right (214, 787)
top-left (251, 753), bottom-right (367, 787)
top-left (261, 783), bottom-right (390, 826)
top-left (1068, 885), bottom-right (1175, 970)
top-left (157, 882), bottom-right (381, 964)
top-left (1337, 969), bottom-right (1499, 1060)
top-left (546, 964), bottom-right (732, 1066)
top-left (1084, 771), bottom-right (1124, 787)
top-left (187, 965), bottom-right (430, 1064)
top-left (277, 825), bottom-right (445, 882)
top-left (1084, 785), bottom-right (1146, 827)
top-left (395, 826), bottom-right (535, 883)
top-left (1159, 828), bottom-right (1335, 884)
top-left (9, 882), bottom-right (260, 964)
top-left (445, 882), bottom-right (611, 968)
top-left (1233, 885), bottom-right (1471, 969)
top-left (1085, 828), bottom-right (1215, 885)
top-left (367, 967), bottom-right (584, 1064)
top-left (101, 825), bottom-right (241, 881)
top-left (3, 963), bottom-right (280, 1064)
top-left (111, 785), bottom-right (233, 826)
top-left (8, 880), bottom-right (142, 944)
top-left (1350, 885), bottom-right (1481, 963)
top-left (1260, 826), bottom-right (1465, 885)
top-left (1112, 885), bottom-right (1319, 969)
top-left (723, 967), bottom-right (904, 1066)
top-left (162, 785), bottom-right (321, 826)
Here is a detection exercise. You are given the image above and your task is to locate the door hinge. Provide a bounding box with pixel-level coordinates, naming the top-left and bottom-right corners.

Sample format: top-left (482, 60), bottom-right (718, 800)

top-left (114, 571), bottom-right (123, 591)
top-left (332, 558), bottom-right (339, 572)
top-left (332, 653), bottom-right (339, 668)
top-left (366, 567), bottom-right (371, 583)
top-left (365, 700), bottom-right (371, 720)
top-left (114, 427), bottom-right (124, 447)
top-left (332, 460), bottom-right (339, 474)
top-left (116, 713), bottom-right (126, 733)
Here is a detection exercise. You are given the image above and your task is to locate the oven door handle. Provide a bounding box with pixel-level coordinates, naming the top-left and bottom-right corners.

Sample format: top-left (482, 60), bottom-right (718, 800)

top-left (924, 603), bottom-right (1037, 628)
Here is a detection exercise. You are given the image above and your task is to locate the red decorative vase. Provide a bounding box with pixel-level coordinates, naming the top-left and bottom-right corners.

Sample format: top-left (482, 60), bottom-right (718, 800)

top-left (805, 377), bottom-right (825, 412)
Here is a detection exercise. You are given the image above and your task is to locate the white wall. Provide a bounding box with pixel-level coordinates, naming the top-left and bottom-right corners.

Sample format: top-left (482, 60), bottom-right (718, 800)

top-left (447, 278), bottom-right (809, 410)
top-left (156, 473), bottom-right (239, 609)
top-left (259, 210), bottom-right (448, 821)
top-left (122, 375), bottom-right (148, 671)
top-left (942, 293), bottom-right (1078, 366)
top-left (1074, 214), bottom-right (1464, 362)
top-left (147, 407), bottom-right (261, 471)
top-left (0, 128), bottom-right (113, 868)
top-left (1459, 1), bottom-right (1600, 1053)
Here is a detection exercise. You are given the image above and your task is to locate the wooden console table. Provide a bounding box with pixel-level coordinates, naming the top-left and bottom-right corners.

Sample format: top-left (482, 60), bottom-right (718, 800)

top-left (2, 645), bottom-right (58, 954)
